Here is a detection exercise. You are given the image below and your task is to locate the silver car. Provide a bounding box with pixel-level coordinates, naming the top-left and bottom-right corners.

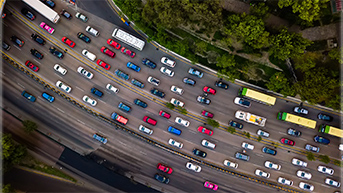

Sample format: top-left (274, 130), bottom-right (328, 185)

top-left (201, 139), bottom-right (216, 149)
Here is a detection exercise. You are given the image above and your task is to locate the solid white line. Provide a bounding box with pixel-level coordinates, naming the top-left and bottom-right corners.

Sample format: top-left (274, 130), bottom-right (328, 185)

top-left (255, 154), bottom-right (264, 157)
top-left (77, 119), bottom-right (85, 125)
top-left (299, 138), bottom-right (307, 141)
top-left (76, 86), bottom-right (84, 92)
top-left (17, 83), bottom-right (25, 88)
top-left (188, 130), bottom-right (196, 134)
top-left (279, 131), bottom-right (285, 135)
top-left (57, 108), bottom-right (65, 113)
top-left (119, 141), bottom-right (127, 146)
top-left (99, 100), bottom-right (106, 104)
top-left (34, 59), bottom-right (41, 64)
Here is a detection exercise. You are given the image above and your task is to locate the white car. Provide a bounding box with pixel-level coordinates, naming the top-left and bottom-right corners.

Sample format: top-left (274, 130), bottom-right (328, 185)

top-left (242, 142), bottom-right (254, 150)
top-left (77, 66), bottom-right (93, 79)
top-left (257, 129), bottom-right (269, 138)
top-left (201, 139), bottom-right (216, 149)
top-left (147, 76), bottom-right (160, 86)
top-left (317, 165), bottom-right (334, 175)
top-left (299, 182), bottom-right (314, 191)
top-left (168, 138), bottom-right (183, 149)
top-left (325, 178), bottom-right (340, 187)
top-left (81, 49), bottom-right (96, 61)
top-left (339, 144), bottom-right (343, 151)
top-left (170, 98), bottom-right (184, 107)
top-left (186, 162), bottom-right (201, 172)
top-left (264, 161), bottom-right (281, 170)
top-left (54, 64), bottom-right (67, 75)
top-left (75, 12), bottom-right (88, 22)
top-left (160, 67), bottom-right (174, 77)
top-left (138, 125), bottom-right (153, 135)
top-left (234, 97), bottom-right (251, 108)
top-left (82, 95), bottom-right (97, 106)
top-left (255, 169), bottom-right (270, 178)
top-left (85, 26), bottom-right (99, 37)
top-left (223, 160), bottom-right (238, 169)
top-left (277, 177), bottom-right (293, 186)
top-left (106, 84), bottom-right (119, 93)
top-left (294, 106), bottom-right (309, 115)
top-left (296, 170), bottom-right (312, 180)
top-left (175, 117), bottom-right (190, 127)
top-left (170, 85), bottom-right (184, 95)
top-left (161, 57), bottom-right (176, 68)
top-left (56, 80), bottom-right (71, 93)
top-left (292, 158), bottom-right (307, 167)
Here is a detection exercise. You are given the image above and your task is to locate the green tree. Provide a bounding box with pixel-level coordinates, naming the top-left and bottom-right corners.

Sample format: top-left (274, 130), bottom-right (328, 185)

top-left (207, 119), bottom-right (219, 128)
top-left (293, 52), bottom-right (321, 72)
top-left (166, 102), bottom-right (175, 110)
top-left (318, 155), bottom-right (330, 164)
top-left (244, 132), bottom-right (250, 139)
top-left (328, 47), bottom-right (343, 64)
top-left (2, 134), bottom-right (27, 172)
top-left (22, 120), bottom-right (38, 133)
top-left (216, 54), bottom-right (236, 68)
top-left (178, 107), bottom-right (188, 115)
top-left (117, 0), bottom-right (142, 22)
top-left (218, 69), bottom-right (240, 82)
top-left (266, 72), bottom-right (296, 97)
top-left (250, 3), bottom-right (270, 18)
top-left (257, 136), bottom-right (262, 142)
top-left (306, 152), bottom-right (315, 161)
top-left (326, 93), bottom-right (342, 111)
top-left (195, 41), bottom-right (208, 55)
top-left (2, 184), bottom-right (15, 193)
top-left (227, 127), bottom-right (236, 134)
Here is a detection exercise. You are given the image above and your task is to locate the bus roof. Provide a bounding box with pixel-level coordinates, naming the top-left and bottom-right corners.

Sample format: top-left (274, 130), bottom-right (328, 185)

top-left (324, 125), bottom-right (343, 138)
top-left (282, 113), bottom-right (316, 129)
top-left (241, 88), bottom-right (276, 105)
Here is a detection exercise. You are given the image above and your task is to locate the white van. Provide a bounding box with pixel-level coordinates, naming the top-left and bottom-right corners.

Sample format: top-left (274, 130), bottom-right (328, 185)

top-left (138, 125), bottom-right (153, 135)
top-left (85, 26), bottom-right (99, 37)
top-left (82, 49), bottom-right (96, 61)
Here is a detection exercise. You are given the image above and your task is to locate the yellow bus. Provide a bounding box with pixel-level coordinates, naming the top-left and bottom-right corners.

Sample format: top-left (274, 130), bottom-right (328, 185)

top-left (239, 87), bottom-right (276, 106)
top-left (319, 124), bottom-right (343, 138)
top-left (277, 112), bottom-right (316, 129)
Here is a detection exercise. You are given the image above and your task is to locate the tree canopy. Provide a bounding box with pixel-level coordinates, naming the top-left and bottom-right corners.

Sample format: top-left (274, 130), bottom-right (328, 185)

top-left (266, 72), bottom-right (296, 97)
top-left (2, 133), bottom-right (27, 172)
top-left (293, 52), bottom-right (321, 72)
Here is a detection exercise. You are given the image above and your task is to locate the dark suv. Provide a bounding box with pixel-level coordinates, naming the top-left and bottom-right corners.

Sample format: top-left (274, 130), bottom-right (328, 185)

top-left (229, 120), bottom-right (243, 129)
top-left (262, 147), bottom-right (277, 156)
top-left (10, 35), bottom-right (24, 47)
top-left (193, 148), bottom-right (207, 158)
top-left (134, 99), bottom-right (147, 108)
top-left (77, 32), bottom-right (91, 43)
top-left (317, 113), bottom-right (333, 122)
top-left (30, 49), bottom-right (44, 59)
top-left (313, 135), bottom-right (330, 145)
top-left (91, 88), bottom-right (103, 97)
top-left (31, 34), bottom-right (46, 45)
top-left (49, 46), bottom-right (64, 59)
top-left (142, 58), bottom-right (156, 69)
top-left (21, 8), bottom-right (35, 20)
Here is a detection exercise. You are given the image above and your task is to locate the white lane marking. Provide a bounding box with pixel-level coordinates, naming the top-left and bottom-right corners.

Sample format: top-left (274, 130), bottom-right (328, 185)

top-left (188, 130), bottom-right (196, 134)
top-left (17, 83), bottom-right (25, 88)
top-left (279, 131), bottom-right (285, 135)
top-left (140, 151), bottom-right (147, 156)
top-left (15, 46), bottom-right (21, 50)
top-left (255, 154), bottom-right (264, 157)
top-left (57, 108), bottom-right (65, 113)
top-left (119, 141), bottom-right (127, 146)
top-left (77, 119), bottom-right (85, 125)
top-left (76, 86), bottom-right (84, 92)
top-left (299, 138), bottom-right (307, 141)
top-left (34, 59), bottom-right (41, 64)
top-left (99, 100), bottom-right (106, 104)
top-left (3, 23), bottom-right (8, 27)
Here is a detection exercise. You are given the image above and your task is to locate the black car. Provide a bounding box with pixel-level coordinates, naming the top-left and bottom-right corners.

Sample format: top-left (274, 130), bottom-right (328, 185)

top-left (77, 32), bottom-right (91, 43)
top-left (142, 58), bottom-right (156, 69)
top-left (21, 8), bottom-right (35, 20)
top-left (2, 42), bottom-right (10, 51)
top-left (134, 99), bottom-right (147, 108)
top-left (10, 35), bottom-right (24, 47)
top-left (30, 49), bottom-right (44, 59)
top-left (317, 113), bottom-right (333, 122)
top-left (193, 148), bottom-right (207, 158)
top-left (91, 88), bottom-right (103, 97)
top-left (60, 9), bottom-right (72, 19)
top-left (197, 96), bottom-right (210, 105)
top-left (49, 46), bottom-right (64, 59)
top-left (31, 34), bottom-right (46, 45)
top-left (154, 173), bottom-right (169, 184)
top-left (183, 77), bottom-right (196, 86)
top-left (287, 128), bottom-right (301, 137)
top-left (215, 80), bottom-right (229, 89)
top-left (150, 88), bottom-right (165, 98)
top-left (41, 0), bottom-right (55, 8)
top-left (229, 120), bottom-right (243, 129)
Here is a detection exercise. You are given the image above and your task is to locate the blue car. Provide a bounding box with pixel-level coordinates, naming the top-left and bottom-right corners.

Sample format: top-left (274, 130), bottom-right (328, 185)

top-left (229, 120), bottom-right (243, 129)
top-left (126, 62), bottom-right (141, 72)
top-left (91, 88), bottom-right (103, 97)
top-left (115, 69), bottom-right (129, 80)
top-left (42, 92), bottom-right (54, 102)
top-left (262, 147), bottom-right (277, 156)
top-left (188, 67), bottom-right (203, 78)
top-left (142, 58), bottom-right (156, 69)
top-left (314, 135), bottom-right (330, 145)
top-left (168, 126), bottom-right (181, 135)
top-left (93, 133), bottom-right (107, 144)
top-left (131, 79), bottom-right (144, 88)
top-left (151, 88), bottom-right (165, 98)
top-left (118, 102), bottom-right (131, 112)
top-left (134, 99), bottom-right (147, 108)
top-left (317, 113), bottom-right (333, 122)
top-left (22, 91), bottom-right (36, 102)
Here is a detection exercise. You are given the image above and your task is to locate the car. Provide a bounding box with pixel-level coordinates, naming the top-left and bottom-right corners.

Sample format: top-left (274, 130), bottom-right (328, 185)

top-left (262, 147), bottom-right (277, 156)
top-left (56, 80), bottom-right (71, 93)
top-left (40, 22), bottom-right (54, 34)
top-left (41, 0), bottom-right (55, 8)
top-left (317, 165), bottom-right (334, 175)
top-left (77, 66), bottom-right (93, 79)
top-left (167, 126), bottom-right (181, 135)
top-left (168, 138), bottom-right (183, 148)
top-left (53, 64), bottom-right (67, 75)
top-left (325, 178), bottom-right (340, 187)
top-left (186, 162), bottom-right (201, 172)
top-left (188, 68), bottom-right (203, 78)
top-left (147, 76), bottom-right (160, 86)
top-left (305, 144), bottom-right (320, 152)
top-left (121, 47), bottom-right (135, 58)
top-left (101, 46), bottom-right (115, 58)
top-left (25, 60), bottom-right (39, 72)
top-left (143, 116), bottom-right (157, 126)
top-left (126, 62), bottom-right (141, 72)
top-left (197, 96), bottom-right (211, 105)
top-left (296, 170), bottom-right (312, 180)
top-left (22, 91), bottom-right (36, 102)
top-left (203, 86), bottom-right (216, 95)
top-left (107, 38), bottom-right (121, 49)
top-left (339, 144), bottom-right (343, 151)
top-left (234, 97), bottom-right (251, 108)
top-left (161, 57), bottom-right (176, 68)
top-left (10, 35), bottom-right (24, 47)
top-left (31, 34), bottom-right (45, 45)
top-left (257, 129), bottom-right (269, 138)
top-left (159, 110), bottom-right (171, 119)
top-left (49, 47), bottom-right (64, 59)
top-left (242, 142), bottom-right (254, 150)
top-left (294, 106), bottom-right (308, 115)
top-left (201, 139), bottom-right (216, 149)
top-left (30, 49), bottom-right (44, 59)
top-left (313, 135), bottom-right (330, 145)
top-left (154, 173), bottom-right (169, 184)
top-left (2, 13), bottom-right (5, 19)
top-left (203, 181), bottom-right (218, 191)
top-left (287, 128), bottom-right (301, 137)
top-left (317, 113), bottom-right (333, 121)
top-left (134, 99), bottom-right (147, 108)
top-left (170, 98), bottom-right (184, 107)
top-left (193, 148), bottom-right (207, 158)
top-left (170, 85), bottom-right (184, 95)
top-left (81, 49), bottom-right (96, 61)
top-left (2, 42), bottom-right (10, 51)
top-left (223, 160), bottom-right (238, 169)
top-left (93, 133), bottom-right (107, 144)
top-left (115, 69), bottom-right (129, 80)
top-left (61, 37), bottom-right (75, 48)
top-left (138, 125), bottom-right (153, 135)
top-left (106, 84), bottom-right (119, 94)
top-left (264, 161), bottom-right (281, 170)
top-left (150, 88), bottom-right (165, 98)
top-left (91, 88), bottom-right (103, 97)
top-left (85, 26), bottom-right (99, 37)
top-left (60, 9), bottom-right (72, 19)
top-left (292, 158), bottom-right (308, 167)
top-left (215, 80), bottom-right (229, 89)
top-left (277, 177), bottom-right (293, 186)
top-left (201, 110), bottom-right (214, 118)
top-left (229, 120), bottom-right (243, 129)
top-left (77, 32), bottom-right (91, 43)
top-left (75, 12), bottom-right (88, 22)
top-left (21, 8), bottom-right (35, 20)
top-left (157, 163), bottom-right (173, 174)
top-left (141, 58), bottom-right (156, 69)
top-left (118, 102), bottom-right (131, 112)
top-left (111, 112), bottom-right (128, 125)
top-left (299, 182), bottom-right (314, 191)
top-left (255, 169), bottom-right (270, 178)
top-left (83, 95), bottom-right (97, 106)
top-left (160, 67), bottom-right (174, 77)
top-left (281, 138), bottom-right (295, 146)
top-left (183, 77), bottom-right (196, 86)
top-left (235, 152), bottom-right (250, 161)
top-left (175, 117), bottom-right (190, 127)
top-left (96, 60), bottom-right (111, 70)
top-left (197, 126), bottom-right (213, 136)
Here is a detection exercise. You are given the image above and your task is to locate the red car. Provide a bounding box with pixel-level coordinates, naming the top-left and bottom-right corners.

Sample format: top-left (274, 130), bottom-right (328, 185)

top-left (25, 60), bottom-right (39, 72)
top-left (107, 38), bottom-right (121, 49)
top-left (201, 110), bottom-right (214, 118)
top-left (143, 116), bottom-right (157, 126)
top-left (96, 59), bottom-right (110, 70)
top-left (157, 163), bottom-right (173, 174)
top-left (197, 126), bottom-right (213, 136)
top-left (101, 46), bottom-right (115, 58)
top-left (121, 47), bottom-right (135, 58)
top-left (203, 86), bottom-right (216, 95)
top-left (204, 181), bottom-right (218, 191)
top-left (281, 138), bottom-right (295, 146)
top-left (61, 37), bottom-right (75, 48)
top-left (159, 110), bottom-right (171, 119)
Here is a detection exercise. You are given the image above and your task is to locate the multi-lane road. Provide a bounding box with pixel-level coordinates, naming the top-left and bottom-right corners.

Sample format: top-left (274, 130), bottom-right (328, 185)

top-left (2, 0), bottom-right (342, 192)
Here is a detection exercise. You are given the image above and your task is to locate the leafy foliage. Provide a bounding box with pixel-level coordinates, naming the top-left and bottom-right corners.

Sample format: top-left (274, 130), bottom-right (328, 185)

top-left (2, 184), bottom-right (15, 193)
top-left (227, 127), bottom-right (236, 134)
top-left (328, 47), bottom-right (343, 64)
top-left (318, 155), bottom-right (330, 164)
top-left (266, 72), bottom-right (296, 97)
top-left (166, 102), bottom-right (175, 110)
top-left (178, 107), bottom-right (188, 115)
top-left (250, 3), bottom-right (270, 18)
top-left (293, 52), bottom-right (321, 72)
top-left (257, 136), bottom-right (262, 142)
top-left (207, 118), bottom-right (219, 128)
top-left (22, 120), bottom-right (38, 133)
top-left (306, 152), bottom-right (315, 161)
top-left (2, 134), bottom-right (27, 172)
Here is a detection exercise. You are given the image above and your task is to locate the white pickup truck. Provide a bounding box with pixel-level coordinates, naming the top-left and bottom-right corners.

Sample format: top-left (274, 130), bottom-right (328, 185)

top-left (235, 111), bottom-right (267, 127)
